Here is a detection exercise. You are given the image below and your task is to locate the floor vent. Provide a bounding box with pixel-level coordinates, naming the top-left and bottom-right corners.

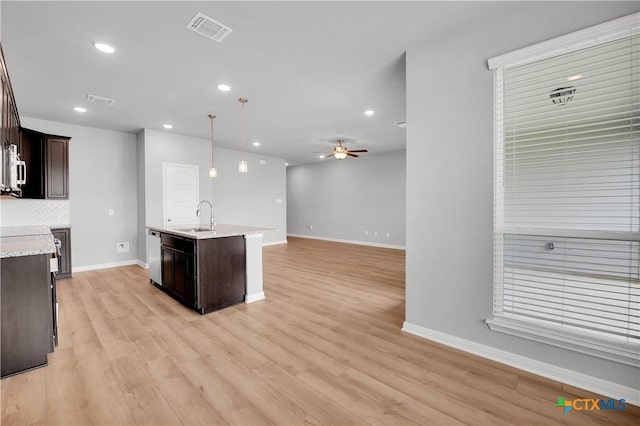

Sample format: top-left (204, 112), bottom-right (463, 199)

top-left (186, 12), bottom-right (232, 42)
top-left (86, 94), bottom-right (116, 106)
top-left (394, 120), bottom-right (407, 128)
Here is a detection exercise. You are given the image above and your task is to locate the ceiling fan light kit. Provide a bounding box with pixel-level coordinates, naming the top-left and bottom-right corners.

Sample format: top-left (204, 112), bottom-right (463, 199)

top-left (320, 139), bottom-right (368, 160)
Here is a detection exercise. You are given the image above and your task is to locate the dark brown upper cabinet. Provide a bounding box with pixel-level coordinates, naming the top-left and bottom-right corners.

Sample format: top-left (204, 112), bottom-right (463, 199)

top-left (46, 137), bottom-right (69, 199)
top-left (1, 43), bottom-right (21, 195)
top-left (20, 128), bottom-right (70, 199)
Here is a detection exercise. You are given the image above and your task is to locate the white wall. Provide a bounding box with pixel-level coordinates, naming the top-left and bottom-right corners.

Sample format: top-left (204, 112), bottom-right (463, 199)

top-left (287, 150), bottom-right (406, 247)
top-left (18, 117), bottom-right (139, 269)
top-left (405, 2), bottom-right (639, 390)
top-left (140, 128), bottom-right (286, 261)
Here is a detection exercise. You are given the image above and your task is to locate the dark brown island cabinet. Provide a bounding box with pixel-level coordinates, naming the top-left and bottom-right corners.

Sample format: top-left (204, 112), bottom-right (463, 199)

top-left (1, 253), bottom-right (56, 378)
top-left (19, 128), bottom-right (70, 199)
top-left (51, 227), bottom-right (72, 279)
top-left (160, 233), bottom-right (246, 314)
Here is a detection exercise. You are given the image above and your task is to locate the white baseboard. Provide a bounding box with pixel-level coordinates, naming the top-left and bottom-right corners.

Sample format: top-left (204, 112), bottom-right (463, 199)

top-left (401, 321), bottom-right (639, 406)
top-left (138, 260), bottom-right (149, 269)
top-left (72, 259), bottom-right (141, 273)
top-left (287, 233), bottom-right (405, 250)
top-left (245, 291), bottom-right (265, 303)
top-left (263, 240), bottom-right (288, 247)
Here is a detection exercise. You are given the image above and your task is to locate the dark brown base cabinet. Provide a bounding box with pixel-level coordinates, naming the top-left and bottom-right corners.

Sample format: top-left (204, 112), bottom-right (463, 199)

top-left (160, 234), bottom-right (246, 314)
top-left (161, 234), bottom-right (196, 308)
top-left (51, 227), bottom-right (72, 279)
top-left (1, 254), bottom-right (54, 378)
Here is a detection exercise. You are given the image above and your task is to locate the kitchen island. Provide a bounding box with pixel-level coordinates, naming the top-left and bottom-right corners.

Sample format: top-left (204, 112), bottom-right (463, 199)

top-left (147, 224), bottom-right (272, 314)
top-left (0, 225), bottom-right (57, 378)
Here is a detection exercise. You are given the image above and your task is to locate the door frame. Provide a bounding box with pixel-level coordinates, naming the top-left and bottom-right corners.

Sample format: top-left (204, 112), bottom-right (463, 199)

top-left (162, 162), bottom-right (200, 225)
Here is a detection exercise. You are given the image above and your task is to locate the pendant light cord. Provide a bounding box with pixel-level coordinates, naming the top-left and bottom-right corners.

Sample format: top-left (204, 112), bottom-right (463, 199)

top-left (209, 114), bottom-right (215, 167)
top-left (239, 98), bottom-right (248, 161)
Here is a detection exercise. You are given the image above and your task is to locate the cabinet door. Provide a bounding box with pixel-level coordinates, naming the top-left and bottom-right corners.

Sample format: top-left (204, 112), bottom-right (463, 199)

top-left (161, 247), bottom-right (174, 293)
top-left (51, 228), bottom-right (71, 279)
top-left (183, 254), bottom-right (196, 307)
top-left (46, 137), bottom-right (69, 199)
top-left (20, 129), bottom-right (45, 198)
top-left (172, 250), bottom-right (185, 301)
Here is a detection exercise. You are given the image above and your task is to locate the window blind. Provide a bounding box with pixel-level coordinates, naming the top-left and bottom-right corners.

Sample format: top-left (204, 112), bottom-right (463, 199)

top-left (491, 27), bottom-right (639, 365)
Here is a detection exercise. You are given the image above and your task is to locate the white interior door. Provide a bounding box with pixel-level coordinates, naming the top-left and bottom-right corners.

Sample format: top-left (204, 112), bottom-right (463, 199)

top-left (162, 163), bottom-right (199, 225)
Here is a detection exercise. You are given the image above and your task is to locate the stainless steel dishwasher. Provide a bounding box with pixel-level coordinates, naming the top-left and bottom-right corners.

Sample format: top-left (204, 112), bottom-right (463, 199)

top-left (146, 229), bottom-right (161, 286)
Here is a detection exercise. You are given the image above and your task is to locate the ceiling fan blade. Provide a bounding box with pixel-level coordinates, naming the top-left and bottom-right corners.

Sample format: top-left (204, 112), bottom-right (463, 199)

top-left (347, 153), bottom-right (359, 157)
top-left (324, 153), bottom-right (335, 158)
top-left (347, 149), bottom-right (368, 153)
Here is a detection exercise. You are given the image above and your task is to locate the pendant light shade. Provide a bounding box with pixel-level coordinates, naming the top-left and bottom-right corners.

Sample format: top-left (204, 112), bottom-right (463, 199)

top-left (238, 97), bottom-right (248, 173)
top-left (208, 114), bottom-right (217, 178)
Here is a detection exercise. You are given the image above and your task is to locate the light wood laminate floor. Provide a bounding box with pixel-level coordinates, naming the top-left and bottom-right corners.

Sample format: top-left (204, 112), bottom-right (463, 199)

top-left (2, 237), bottom-right (638, 425)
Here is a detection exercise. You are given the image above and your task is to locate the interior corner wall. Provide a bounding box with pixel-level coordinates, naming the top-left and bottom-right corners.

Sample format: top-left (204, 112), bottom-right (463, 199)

top-left (286, 150), bottom-right (406, 247)
top-left (20, 117), bottom-right (139, 268)
top-left (141, 128), bottom-right (286, 257)
top-left (405, 2), bottom-right (640, 389)
top-left (136, 131), bottom-right (146, 264)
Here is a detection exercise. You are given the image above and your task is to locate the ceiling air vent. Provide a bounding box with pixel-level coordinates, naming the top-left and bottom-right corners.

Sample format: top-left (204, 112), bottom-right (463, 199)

top-left (394, 120), bottom-right (407, 128)
top-left (186, 12), bottom-right (232, 42)
top-left (549, 86), bottom-right (576, 106)
top-left (86, 94), bottom-right (116, 106)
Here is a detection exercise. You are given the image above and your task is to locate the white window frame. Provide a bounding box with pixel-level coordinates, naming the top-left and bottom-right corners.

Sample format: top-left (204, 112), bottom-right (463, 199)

top-left (487, 13), bottom-right (640, 367)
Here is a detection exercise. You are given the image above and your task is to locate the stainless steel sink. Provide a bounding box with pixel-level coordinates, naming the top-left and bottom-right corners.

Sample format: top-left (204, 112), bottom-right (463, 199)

top-left (176, 227), bottom-right (214, 232)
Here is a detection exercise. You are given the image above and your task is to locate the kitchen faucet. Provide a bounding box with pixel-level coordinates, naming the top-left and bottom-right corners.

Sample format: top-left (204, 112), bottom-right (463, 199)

top-left (196, 200), bottom-right (215, 229)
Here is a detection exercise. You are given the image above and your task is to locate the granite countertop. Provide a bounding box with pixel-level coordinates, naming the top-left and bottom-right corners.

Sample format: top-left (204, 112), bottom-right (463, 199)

top-left (0, 225), bottom-right (67, 258)
top-left (0, 234), bottom-right (56, 258)
top-left (0, 225), bottom-right (53, 238)
top-left (148, 223), bottom-right (274, 240)
top-left (0, 224), bottom-right (71, 238)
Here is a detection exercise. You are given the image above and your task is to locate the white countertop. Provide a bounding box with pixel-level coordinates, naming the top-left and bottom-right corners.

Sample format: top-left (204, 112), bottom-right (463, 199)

top-left (0, 227), bottom-right (56, 258)
top-left (148, 224), bottom-right (274, 240)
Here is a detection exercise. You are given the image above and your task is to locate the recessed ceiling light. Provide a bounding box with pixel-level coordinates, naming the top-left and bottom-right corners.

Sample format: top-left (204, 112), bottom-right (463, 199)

top-left (319, 155), bottom-right (325, 159)
top-left (162, 124), bottom-right (173, 129)
top-left (364, 110), bottom-right (375, 116)
top-left (72, 106), bottom-right (87, 113)
top-left (253, 141), bottom-right (261, 147)
top-left (567, 74), bottom-right (582, 81)
top-left (217, 84), bottom-right (231, 92)
top-left (285, 162), bottom-right (289, 166)
top-left (92, 41), bottom-right (116, 54)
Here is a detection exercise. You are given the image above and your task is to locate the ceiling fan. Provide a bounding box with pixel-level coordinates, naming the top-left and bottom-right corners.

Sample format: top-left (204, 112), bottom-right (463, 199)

top-left (318, 140), bottom-right (368, 160)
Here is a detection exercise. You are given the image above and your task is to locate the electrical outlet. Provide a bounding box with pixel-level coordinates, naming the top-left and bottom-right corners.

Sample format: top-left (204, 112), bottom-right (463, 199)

top-left (365, 230), bottom-right (369, 236)
top-left (386, 232), bottom-right (390, 238)
top-left (307, 224), bottom-right (313, 230)
top-left (116, 241), bottom-right (130, 253)
top-left (108, 209), bottom-right (114, 216)
top-left (374, 231), bottom-right (378, 237)
top-left (275, 198), bottom-right (282, 204)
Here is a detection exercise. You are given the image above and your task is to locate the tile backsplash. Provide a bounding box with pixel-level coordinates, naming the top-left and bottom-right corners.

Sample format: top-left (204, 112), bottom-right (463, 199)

top-left (0, 199), bottom-right (69, 226)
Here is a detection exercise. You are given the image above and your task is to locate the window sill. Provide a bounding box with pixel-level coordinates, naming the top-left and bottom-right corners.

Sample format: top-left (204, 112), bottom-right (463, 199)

top-left (486, 315), bottom-right (640, 367)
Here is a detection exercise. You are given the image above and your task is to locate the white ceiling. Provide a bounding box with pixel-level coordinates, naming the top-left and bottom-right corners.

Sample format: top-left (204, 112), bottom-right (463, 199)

top-left (2, 1), bottom-right (514, 165)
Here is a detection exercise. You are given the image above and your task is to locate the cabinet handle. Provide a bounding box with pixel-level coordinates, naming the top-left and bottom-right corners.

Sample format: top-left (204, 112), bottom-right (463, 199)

top-left (17, 160), bottom-right (26, 185)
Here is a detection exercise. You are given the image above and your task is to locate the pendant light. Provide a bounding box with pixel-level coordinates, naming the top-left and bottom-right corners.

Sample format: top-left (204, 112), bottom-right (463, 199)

top-left (208, 114), bottom-right (218, 177)
top-left (238, 97), bottom-right (248, 173)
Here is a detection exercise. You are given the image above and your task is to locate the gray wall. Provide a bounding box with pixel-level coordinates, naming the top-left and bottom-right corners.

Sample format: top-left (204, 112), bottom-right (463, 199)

top-left (22, 117), bottom-right (139, 268)
top-left (140, 128), bottom-right (286, 260)
top-left (136, 131), bottom-right (146, 263)
top-left (405, 3), bottom-right (640, 389)
top-left (287, 150), bottom-right (406, 247)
